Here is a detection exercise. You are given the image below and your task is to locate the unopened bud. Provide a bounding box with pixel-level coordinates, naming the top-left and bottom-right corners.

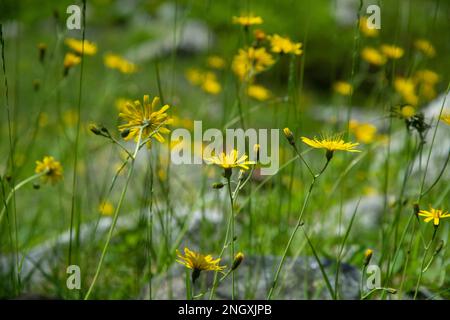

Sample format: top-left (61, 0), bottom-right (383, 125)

top-left (121, 128), bottom-right (130, 138)
top-left (212, 182), bottom-right (224, 189)
top-left (231, 252), bottom-right (244, 271)
top-left (89, 124), bottom-right (102, 136)
top-left (363, 249), bottom-right (373, 267)
top-left (413, 203), bottom-right (420, 216)
top-left (283, 128), bottom-right (295, 145)
top-left (38, 43), bottom-right (47, 63)
top-left (254, 144), bottom-right (260, 162)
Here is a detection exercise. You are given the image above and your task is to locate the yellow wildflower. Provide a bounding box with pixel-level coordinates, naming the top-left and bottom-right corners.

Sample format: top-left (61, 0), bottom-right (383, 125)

top-left (118, 95), bottom-right (172, 148)
top-left (440, 114), bottom-right (450, 125)
top-left (268, 34), bottom-right (302, 55)
top-left (204, 149), bottom-right (255, 171)
top-left (207, 55), bottom-right (226, 69)
top-left (99, 201), bottom-right (114, 216)
top-left (418, 208), bottom-right (450, 226)
top-left (380, 44), bottom-right (404, 59)
top-left (201, 72), bottom-right (221, 95)
top-left (65, 38), bottom-right (97, 55)
top-left (399, 105), bottom-right (416, 119)
top-left (247, 84), bottom-right (271, 101)
top-left (361, 47), bottom-right (386, 66)
top-left (104, 53), bottom-right (137, 74)
top-left (176, 248), bottom-right (225, 282)
top-left (359, 17), bottom-right (378, 37)
top-left (349, 120), bottom-right (377, 144)
top-left (232, 15), bottom-right (263, 27)
top-left (414, 39), bottom-right (435, 57)
top-left (301, 134), bottom-right (361, 153)
top-left (333, 81), bottom-right (353, 96)
top-left (35, 156), bottom-right (63, 184)
top-left (395, 77), bottom-right (418, 106)
top-left (232, 47), bottom-right (274, 81)
top-left (63, 52), bottom-right (81, 69)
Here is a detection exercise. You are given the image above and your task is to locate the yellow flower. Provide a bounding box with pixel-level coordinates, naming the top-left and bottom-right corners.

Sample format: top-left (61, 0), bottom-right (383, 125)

top-left (333, 81), bottom-right (353, 96)
top-left (185, 68), bottom-right (203, 85)
top-left (232, 15), bottom-right (263, 26)
top-left (104, 53), bottom-right (137, 74)
top-left (99, 201), bottom-right (114, 216)
top-left (207, 55), bottom-right (226, 69)
top-left (440, 114), bottom-right (450, 125)
top-left (118, 95), bottom-right (172, 148)
top-left (349, 120), bottom-right (377, 144)
top-left (63, 109), bottom-right (78, 127)
top-left (65, 38), bottom-right (97, 55)
top-left (63, 52), bottom-right (81, 69)
top-left (418, 208), bottom-right (450, 226)
top-left (247, 84), bottom-right (271, 101)
top-left (35, 156), bottom-right (63, 184)
top-left (232, 47), bottom-right (275, 81)
top-left (395, 77), bottom-right (418, 106)
top-left (399, 105), bottom-right (416, 119)
top-left (176, 247), bottom-right (225, 272)
top-left (254, 29), bottom-right (266, 41)
top-left (201, 72), bottom-right (221, 95)
top-left (414, 69), bottom-right (439, 85)
top-left (361, 47), bottom-right (386, 66)
top-left (204, 149), bottom-right (255, 171)
top-left (268, 34), bottom-right (302, 55)
top-left (301, 134), bottom-right (361, 153)
top-left (380, 44), bottom-right (404, 59)
top-left (414, 39), bottom-right (435, 57)
top-left (363, 248), bottom-right (373, 266)
top-left (359, 17), bottom-right (378, 37)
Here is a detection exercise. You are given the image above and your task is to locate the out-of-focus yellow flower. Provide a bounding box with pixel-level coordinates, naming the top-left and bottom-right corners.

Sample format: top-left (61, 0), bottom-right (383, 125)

top-left (440, 114), bottom-right (450, 125)
top-left (115, 98), bottom-right (133, 111)
top-left (361, 47), bottom-right (386, 66)
top-left (414, 69), bottom-right (439, 85)
top-left (39, 112), bottom-right (49, 127)
top-left (63, 109), bottom-right (78, 127)
top-left (207, 55), bottom-right (226, 69)
top-left (380, 44), bottom-right (404, 59)
top-left (232, 15), bottom-right (263, 27)
top-left (349, 120), bottom-right (377, 144)
top-left (63, 52), bottom-right (81, 69)
top-left (394, 77), bottom-right (418, 106)
top-left (118, 95), bottom-right (172, 148)
top-left (268, 34), bottom-right (302, 55)
top-left (232, 47), bottom-right (275, 81)
top-left (247, 84), bottom-right (271, 101)
top-left (201, 72), bottom-right (221, 95)
top-left (254, 29), bottom-right (266, 41)
top-left (419, 207), bottom-right (450, 226)
top-left (35, 156), bottom-right (63, 184)
top-left (397, 105), bottom-right (416, 119)
top-left (359, 17), bottom-right (379, 37)
top-left (104, 53), bottom-right (137, 74)
top-left (99, 201), bottom-right (114, 216)
top-left (333, 81), bottom-right (353, 96)
top-left (185, 69), bottom-right (221, 95)
top-left (414, 39), bottom-right (435, 58)
top-left (65, 38), bottom-right (97, 55)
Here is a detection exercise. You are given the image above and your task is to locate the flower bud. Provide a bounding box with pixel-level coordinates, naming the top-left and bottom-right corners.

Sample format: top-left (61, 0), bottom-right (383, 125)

top-left (231, 252), bottom-right (244, 271)
top-left (89, 124), bottom-right (102, 136)
top-left (254, 144), bottom-right (260, 162)
top-left (38, 43), bottom-right (47, 63)
top-left (363, 249), bottom-right (373, 267)
top-left (212, 182), bottom-right (224, 189)
top-left (283, 127), bottom-right (295, 145)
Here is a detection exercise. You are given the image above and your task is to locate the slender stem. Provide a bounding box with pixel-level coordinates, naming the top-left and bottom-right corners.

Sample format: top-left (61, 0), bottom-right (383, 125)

top-left (226, 176), bottom-right (235, 300)
top-left (0, 172), bottom-right (45, 225)
top-left (267, 159), bottom-right (330, 300)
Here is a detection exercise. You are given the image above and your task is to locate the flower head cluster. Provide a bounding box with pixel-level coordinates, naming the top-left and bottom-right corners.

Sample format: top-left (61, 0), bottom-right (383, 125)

top-left (65, 38), bottom-right (97, 55)
top-left (301, 134), bottom-right (361, 154)
top-left (118, 95), bottom-right (171, 148)
top-left (232, 47), bottom-right (275, 81)
top-left (268, 34), bottom-right (302, 55)
top-left (177, 248), bottom-right (225, 282)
